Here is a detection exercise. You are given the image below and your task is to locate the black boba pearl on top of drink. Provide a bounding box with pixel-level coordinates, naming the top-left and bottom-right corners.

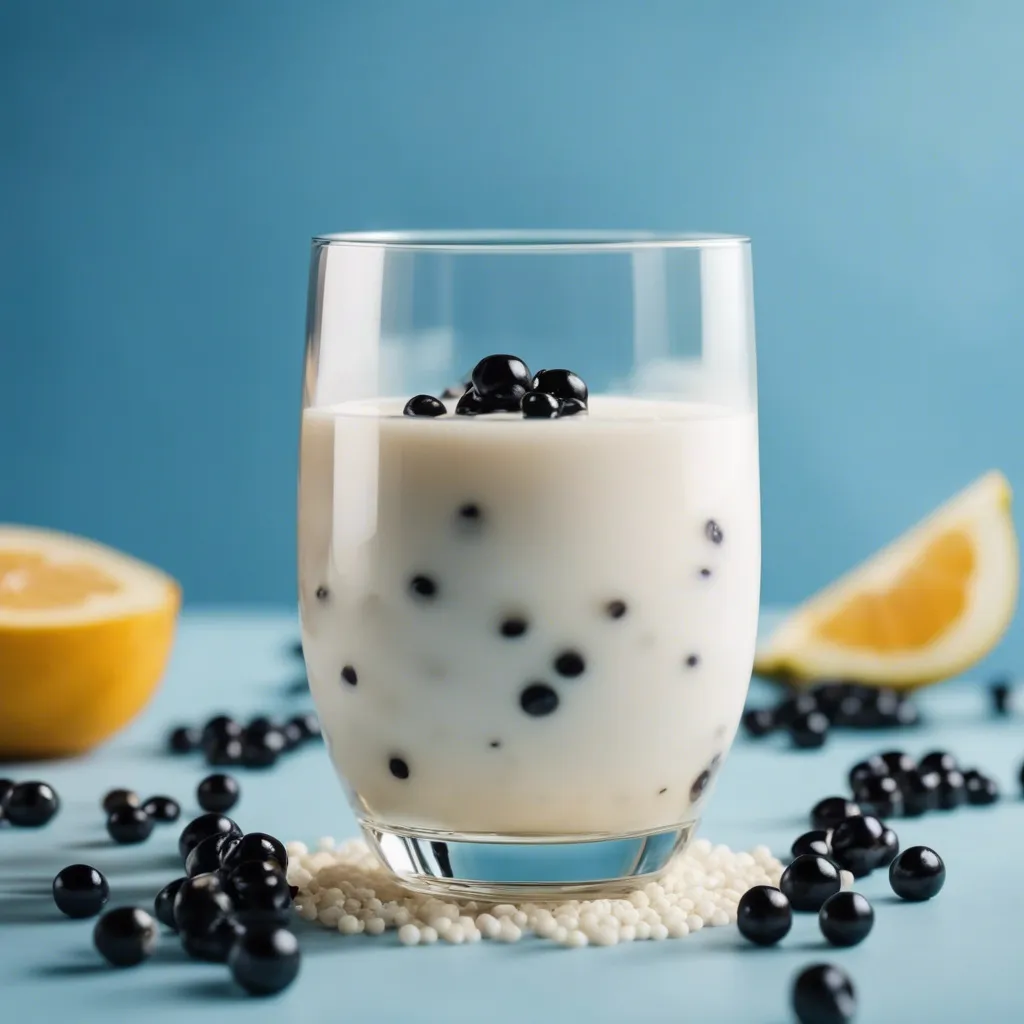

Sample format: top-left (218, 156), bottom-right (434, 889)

top-left (736, 885), bottom-right (792, 946)
top-left (557, 397), bottom-right (587, 417)
top-left (779, 855), bottom-right (841, 912)
top-left (178, 813), bottom-right (242, 863)
top-left (810, 797), bottom-right (860, 831)
top-left (531, 368), bottom-right (588, 405)
top-left (403, 394), bottom-right (447, 417)
top-left (53, 864), bottom-right (109, 919)
top-left (792, 962), bottom-right (857, 1024)
top-left (829, 814), bottom-right (885, 878)
top-left (472, 354), bottom-right (532, 397)
top-left (521, 391), bottom-right (560, 418)
top-left (791, 830), bottom-right (832, 860)
top-left (900, 769), bottom-right (940, 817)
top-left (455, 388), bottom-right (487, 415)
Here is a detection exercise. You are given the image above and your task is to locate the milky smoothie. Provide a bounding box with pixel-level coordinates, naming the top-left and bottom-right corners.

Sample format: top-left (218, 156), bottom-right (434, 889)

top-left (299, 396), bottom-right (760, 836)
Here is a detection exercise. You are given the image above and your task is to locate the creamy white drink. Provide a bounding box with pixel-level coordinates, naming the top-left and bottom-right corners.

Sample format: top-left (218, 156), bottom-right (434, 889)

top-left (299, 396), bottom-right (760, 836)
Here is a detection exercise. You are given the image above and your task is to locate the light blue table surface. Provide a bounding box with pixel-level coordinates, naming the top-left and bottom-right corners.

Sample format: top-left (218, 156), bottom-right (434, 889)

top-left (2, 610), bottom-right (1022, 1023)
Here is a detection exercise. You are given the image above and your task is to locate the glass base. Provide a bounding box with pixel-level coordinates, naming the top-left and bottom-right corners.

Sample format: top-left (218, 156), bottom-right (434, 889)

top-left (362, 819), bottom-right (698, 901)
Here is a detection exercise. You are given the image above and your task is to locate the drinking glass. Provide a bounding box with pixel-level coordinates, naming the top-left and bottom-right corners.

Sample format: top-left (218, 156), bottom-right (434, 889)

top-left (299, 231), bottom-right (759, 898)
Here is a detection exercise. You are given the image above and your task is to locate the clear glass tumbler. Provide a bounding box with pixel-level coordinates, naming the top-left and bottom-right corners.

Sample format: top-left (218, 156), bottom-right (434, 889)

top-left (299, 231), bottom-right (760, 898)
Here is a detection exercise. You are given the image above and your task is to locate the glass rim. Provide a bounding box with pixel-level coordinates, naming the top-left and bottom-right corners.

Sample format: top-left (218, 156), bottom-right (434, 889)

top-left (311, 230), bottom-right (750, 253)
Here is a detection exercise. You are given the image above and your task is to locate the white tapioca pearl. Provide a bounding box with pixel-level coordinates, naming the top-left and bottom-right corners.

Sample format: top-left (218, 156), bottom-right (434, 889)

top-left (579, 911), bottom-right (600, 931)
top-left (318, 907), bottom-right (342, 927)
top-left (338, 914), bottom-right (363, 935)
top-left (492, 904), bottom-right (517, 917)
top-left (285, 841), bottom-right (308, 857)
top-left (398, 924), bottom-right (421, 946)
top-left (444, 924), bottom-right (466, 944)
top-left (563, 930), bottom-right (588, 948)
top-left (635, 921), bottom-right (651, 940)
top-left (497, 921), bottom-right (522, 943)
top-left (365, 917), bottom-right (386, 936)
top-left (619, 924), bottom-right (636, 942)
top-left (629, 891), bottom-right (650, 908)
top-left (297, 901), bottom-right (318, 922)
top-left (592, 928), bottom-right (619, 946)
top-left (666, 919), bottom-right (690, 938)
top-left (709, 909), bottom-right (730, 927)
top-left (840, 870), bottom-right (854, 890)
top-left (556, 914), bottom-right (579, 930)
top-left (420, 926), bottom-right (438, 944)
top-left (686, 915), bottom-right (704, 932)
top-left (512, 910), bottom-right (528, 928)
top-left (476, 913), bottom-right (501, 939)
top-left (650, 923), bottom-right (669, 941)
top-left (552, 926), bottom-right (568, 943)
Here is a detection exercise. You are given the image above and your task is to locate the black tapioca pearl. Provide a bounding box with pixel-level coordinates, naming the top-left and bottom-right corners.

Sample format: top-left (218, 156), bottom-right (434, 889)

top-left (699, 568), bottom-right (712, 579)
top-left (521, 391), bottom-right (560, 418)
top-left (457, 502), bottom-right (483, 524)
top-left (657, 787), bottom-right (668, 796)
top-left (488, 740), bottom-right (502, 749)
top-left (690, 770), bottom-right (712, 803)
top-left (388, 757), bottom-right (410, 780)
top-left (557, 397), bottom-right (587, 417)
top-left (500, 617), bottom-right (528, 638)
top-left (531, 369), bottom-right (588, 404)
top-left (605, 600), bottom-right (627, 619)
top-left (685, 654), bottom-right (700, 668)
top-left (315, 585), bottom-right (329, 601)
top-left (705, 520), bottom-right (724, 544)
top-left (403, 394), bottom-right (447, 417)
top-left (471, 354), bottom-right (532, 396)
top-left (341, 665), bottom-right (358, 686)
top-left (409, 575), bottom-right (438, 599)
top-left (455, 389), bottom-right (486, 415)
top-left (519, 683), bottom-right (559, 717)
top-left (554, 651), bottom-right (585, 678)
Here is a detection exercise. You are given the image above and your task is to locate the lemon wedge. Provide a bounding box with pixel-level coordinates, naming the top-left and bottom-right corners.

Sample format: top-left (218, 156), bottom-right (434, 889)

top-left (755, 471), bottom-right (1018, 689)
top-left (0, 525), bottom-right (180, 758)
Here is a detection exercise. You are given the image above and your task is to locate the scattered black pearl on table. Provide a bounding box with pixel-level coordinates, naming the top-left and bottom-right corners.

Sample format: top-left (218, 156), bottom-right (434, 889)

top-left (206, 736), bottom-right (244, 767)
top-left (936, 768), bottom-right (966, 810)
top-left (919, 750), bottom-right (957, 774)
top-left (519, 683), bottom-right (559, 717)
top-left (389, 756), bottom-right (411, 780)
top-left (154, 878), bottom-right (186, 930)
top-left (93, 907), bottom-right (158, 967)
top-left (107, 805), bottom-right (154, 845)
top-left (964, 769), bottom-right (999, 805)
top-left (879, 750), bottom-right (916, 776)
top-left (736, 885), bottom-right (792, 946)
top-left (197, 773), bottom-right (241, 814)
top-left (775, 692), bottom-right (819, 727)
top-left (242, 722), bottom-right (287, 769)
top-left (900, 769), bottom-right (941, 817)
top-left (289, 712), bottom-right (321, 742)
top-left (990, 677), bottom-right (1013, 715)
top-left (142, 795), bottom-right (181, 824)
top-left (829, 815), bottom-right (885, 878)
top-left (178, 813), bottom-right (242, 862)
top-left (229, 925), bottom-right (302, 996)
top-left (52, 864), bottom-right (109, 919)
top-left (4, 781), bottom-right (60, 827)
top-left (220, 832), bottom-right (288, 873)
top-left (742, 707), bottom-right (775, 738)
top-left (186, 833), bottom-right (235, 877)
top-left (102, 788), bottom-right (140, 814)
top-left (409, 574), bottom-right (439, 599)
top-left (852, 774), bottom-right (903, 818)
top-left (403, 394), bottom-right (447, 417)
top-left (792, 830), bottom-right (832, 860)
top-left (848, 755), bottom-right (888, 789)
top-left (173, 872), bottom-right (235, 934)
top-left (810, 797), bottom-right (860, 831)
top-left (553, 650), bottom-right (585, 678)
top-left (790, 710), bottom-right (830, 749)
top-left (341, 665), bottom-right (358, 686)
top-left (818, 891), bottom-right (874, 947)
top-left (182, 915), bottom-right (244, 962)
top-left (167, 725), bottom-right (200, 754)
top-left (779, 855), bottom-right (841, 912)
top-left (876, 827), bottom-right (900, 867)
top-left (500, 617), bottom-right (528, 638)
top-left (889, 845), bottom-right (945, 901)
top-left (792, 962), bottom-right (857, 1024)
top-left (223, 859), bottom-right (292, 916)
top-left (202, 715), bottom-right (243, 746)
top-left (521, 391), bottom-right (560, 418)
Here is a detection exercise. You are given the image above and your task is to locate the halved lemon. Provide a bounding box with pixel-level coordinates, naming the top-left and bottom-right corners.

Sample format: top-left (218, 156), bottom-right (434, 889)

top-left (755, 471), bottom-right (1018, 689)
top-left (0, 526), bottom-right (180, 758)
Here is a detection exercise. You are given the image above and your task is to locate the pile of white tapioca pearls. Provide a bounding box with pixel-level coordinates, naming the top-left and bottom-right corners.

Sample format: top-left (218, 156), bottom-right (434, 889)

top-left (285, 836), bottom-right (820, 948)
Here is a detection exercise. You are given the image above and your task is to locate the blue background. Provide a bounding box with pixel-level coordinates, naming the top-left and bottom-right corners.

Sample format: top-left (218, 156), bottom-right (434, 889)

top-left (3, 0), bottom-right (1023, 665)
